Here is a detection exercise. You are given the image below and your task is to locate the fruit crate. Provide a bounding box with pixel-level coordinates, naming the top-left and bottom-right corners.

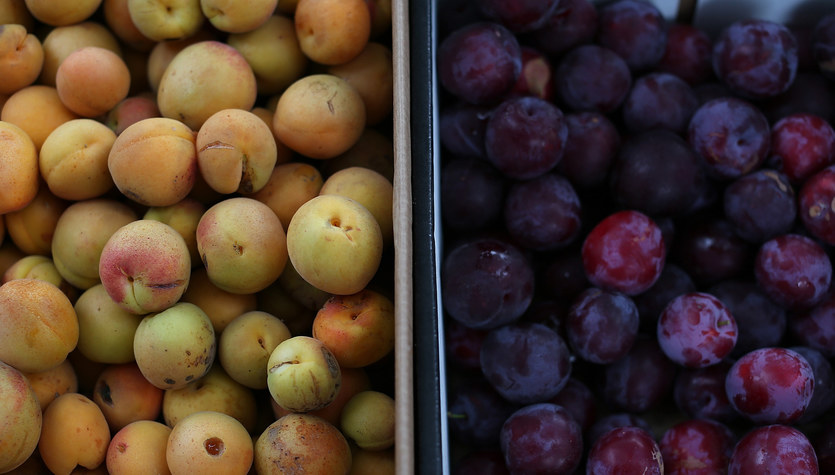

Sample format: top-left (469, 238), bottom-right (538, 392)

top-left (410, 0), bottom-right (835, 473)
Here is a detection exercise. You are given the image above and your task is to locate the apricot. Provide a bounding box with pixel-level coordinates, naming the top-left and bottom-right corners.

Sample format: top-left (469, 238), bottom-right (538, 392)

top-left (105, 93), bottom-right (161, 135)
top-left (102, 0), bottom-right (156, 52)
top-left (1, 85), bottom-right (80, 151)
top-left (350, 447), bottom-right (396, 474)
top-left (39, 118), bottom-right (116, 201)
top-left (166, 411), bottom-right (253, 475)
top-left (4, 187), bottom-right (68, 256)
top-left (320, 127), bottom-right (395, 182)
top-left (254, 413), bottom-right (352, 474)
top-left (56, 46), bottom-right (131, 118)
top-left (327, 42), bottom-right (393, 125)
top-left (23, 358), bottom-right (78, 411)
top-left (0, 360), bottom-right (41, 473)
top-left (218, 310), bottom-right (292, 389)
top-left (255, 280), bottom-right (316, 337)
top-left (74, 284), bottom-right (142, 363)
top-left (39, 22), bottom-right (122, 87)
top-left (200, 0), bottom-right (277, 33)
top-left (93, 363), bottom-right (163, 431)
top-left (0, 121), bottom-right (39, 215)
top-left (24, 0), bottom-right (102, 26)
top-left (128, 0), bottom-right (206, 42)
top-left (276, 260), bottom-right (331, 311)
top-left (157, 40), bottom-right (257, 130)
top-left (340, 390), bottom-right (395, 450)
top-left (250, 161), bottom-right (324, 232)
top-left (108, 117), bottom-right (198, 207)
top-left (0, 0), bottom-right (35, 31)
top-left (196, 108), bottom-right (277, 195)
top-left (145, 29), bottom-right (217, 92)
top-left (0, 24), bottom-right (44, 95)
top-left (226, 14), bottom-right (309, 95)
top-left (273, 74), bottom-right (366, 159)
top-left (181, 266), bottom-right (258, 334)
top-left (106, 420), bottom-right (172, 475)
top-left (51, 199), bottom-right (138, 290)
top-left (320, 166), bottom-right (394, 247)
top-left (271, 366), bottom-right (371, 427)
top-left (143, 198), bottom-right (206, 267)
top-left (38, 393), bottom-right (110, 474)
top-left (0, 279), bottom-right (79, 374)
top-left (294, 0), bottom-right (371, 65)
top-left (2, 255), bottom-right (76, 301)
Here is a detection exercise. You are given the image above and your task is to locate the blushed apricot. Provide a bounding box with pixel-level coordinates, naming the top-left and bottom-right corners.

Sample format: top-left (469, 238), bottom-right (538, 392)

top-left (145, 29), bottom-right (217, 92)
top-left (166, 411), bottom-right (253, 475)
top-left (39, 21), bottom-right (122, 87)
top-left (254, 414), bottom-right (352, 474)
top-left (295, 0), bottom-right (370, 65)
top-left (93, 363), bottom-right (164, 431)
top-left (24, 0), bottom-right (102, 26)
top-left (102, 0), bottom-right (156, 52)
top-left (4, 187), bottom-right (69, 256)
top-left (108, 117), bottom-right (198, 206)
top-left (1, 85), bottom-right (80, 151)
top-left (251, 162), bottom-right (323, 232)
top-left (106, 420), bottom-right (172, 475)
top-left (0, 121), bottom-right (38, 214)
top-left (327, 42), bottom-right (393, 126)
top-left (39, 119), bottom-right (116, 201)
top-left (56, 47), bottom-right (131, 118)
top-left (0, 24), bottom-right (44, 95)
top-left (0, 360), bottom-right (42, 473)
top-left (0, 279), bottom-right (79, 373)
top-left (227, 14), bottom-right (309, 96)
top-left (273, 74), bottom-right (366, 159)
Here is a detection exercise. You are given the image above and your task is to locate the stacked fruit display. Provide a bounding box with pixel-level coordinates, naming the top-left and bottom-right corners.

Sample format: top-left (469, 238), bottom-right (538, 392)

top-left (0, 0), bottom-right (399, 473)
top-left (438, 0), bottom-right (835, 473)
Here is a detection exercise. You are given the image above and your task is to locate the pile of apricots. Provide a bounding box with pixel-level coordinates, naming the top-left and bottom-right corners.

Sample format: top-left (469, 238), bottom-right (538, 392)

top-left (0, 0), bottom-right (399, 473)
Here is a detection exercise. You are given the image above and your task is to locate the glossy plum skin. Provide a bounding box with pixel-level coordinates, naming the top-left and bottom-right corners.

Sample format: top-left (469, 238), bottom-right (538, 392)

top-left (687, 97), bottom-right (771, 180)
top-left (813, 12), bottom-right (835, 81)
top-left (712, 19), bottom-right (798, 99)
top-left (621, 72), bottom-right (699, 134)
top-left (596, 0), bottom-right (668, 72)
top-left (444, 319), bottom-right (488, 370)
top-left (587, 413), bottom-right (652, 446)
top-left (708, 280), bottom-right (787, 359)
top-left (789, 292), bottom-right (835, 358)
top-left (499, 403), bottom-right (583, 475)
top-left (480, 322), bottom-right (572, 404)
top-left (657, 23), bottom-right (714, 86)
top-left (438, 22), bottom-right (522, 105)
top-left (503, 172), bottom-right (581, 251)
top-left (441, 236), bottom-right (535, 330)
top-left (555, 44), bottom-right (632, 113)
top-left (674, 360), bottom-right (739, 423)
top-left (659, 419), bottom-right (736, 475)
top-left (725, 347), bottom-right (815, 425)
top-left (799, 165), bottom-right (835, 245)
top-left (528, 0), bottom-right (598, 57)
top-left (603, 336), bottom-right (676, 413)
top-left (754, 233), bottom-right (833, 311)
top-left (447, 378), bottom-right (519, 447)
top-left (672, 217), bottom-right (752, 287)
top-left (548, 377), bottom-right (597, 434)
top-left (723, 169), bottom-right (797, 243)
top-left (439, 101), bottom-right (493, 158)
top-left (556, 112), bottom-right (620, 189)
top-left (728, 425), bottom-right (819, 475)
top-left (586, 426), bottom-right (664, 475)
top-left (566, 287), bottom-right (639, 364)
top-left (484, 96), bottom-right (568, 180)
top-left (790, 346), bottom-right (835, 424)
top-left (478, 0), bottom-right (561, 33)
top-left (581, 210), bottom-right (666, 296)
top-left (441, 157), bottom-right (505, 232)
top-left (656, 292), bottom-right (738, 368)
top-left (634, 263), bottom-right (697, 332)
top-left (771, 113), bottom-right (835, 184)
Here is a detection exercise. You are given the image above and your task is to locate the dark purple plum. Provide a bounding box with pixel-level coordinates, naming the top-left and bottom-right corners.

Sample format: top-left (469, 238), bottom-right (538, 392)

top-left (754, 233), bottom-right (832, 311)
top-left (587, 413), bottom-right (653, 446)
top-left (814, 424), bottom-right (835, 475)
top-left (789, 292), bottom-right (835, 358)
top-left (659, 419), bottom-right (736, 475)
top-left (519, 298), bottom-right (568, 337)
top-left (484, 96), bottom-right (568, 180)
top-left (723, 169), bottom-right (797, 243)
top-left (566, 287), bottom-right (639, 364)
top-left (596, 0), bottom-right (668, 72)
top-left (527, 0), bottom-right (598, 57)
top-left (503, 172), bottom-right (581, 251)
top-left (547, 377), bottom-right (597, 434)
top-left (728, 425), bottom-right (819, 475)
top-left (621, 72), bottom-right (699, 134)
top-left (603, 336), bottom-right (676, 413)
top-left (609, 129), bottom-right (708, 217)
top-left (480, 322), bottom-right (571, 404)
top-left (438, 22), bottom-right (522, 105)
top-left (499, 403), bottom-right (583, 474)
top-left (789, 346), bottom-right (835, 424)
top-left (441, 236), bottom-right (535, 330)
top-left (799, 165), bottom-right (835, 245)
top-left (538, 252), bottom-right (589, 303)
top-left (439, 101), bottom-right (493, 158)
top-left (447, 378), bottom-right (520, 447)
top-left (673, 216), bottom-right (752, 287)
top-left (452, 449), bottom-right (510, 475)
top-left (586, 426), bottom-right (663, 475)
top-left (771, 112), bottom-right (835, 184)
top-left (555, 111), bottom-right (620, 189)
top-left (674, 360), bottom-right (739, 423)
top-left (657, 292), bottom-right (738, 369)
top-left (657, 23), bottom-right (714, 86)
top-left (687, 97), bottom-right (771, 180)
top-left (708, 280), bottom-right (787, 359)
top-left (762, 73), bottom-right (835, 125)
top-left (506, 46), bottom-right (555, 101)
top-left (445, 319), bottom-right (489, 371)
top-left (441, 157), bottom-right (506, 232)
top-left (634, 263), bottom-right (697, 332)
top-left (478, 0), bottom-right (561, 33)
top-left (555, 44), bottom-right (632, 113)
top-left (712, 19), bottom-right (798, 99)
top-left (725, 347), bottom-right (815, 425)
top-left (581, 210), bottom-right (666, 296)
top-left (813, 12), bottom-right (835, 81)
